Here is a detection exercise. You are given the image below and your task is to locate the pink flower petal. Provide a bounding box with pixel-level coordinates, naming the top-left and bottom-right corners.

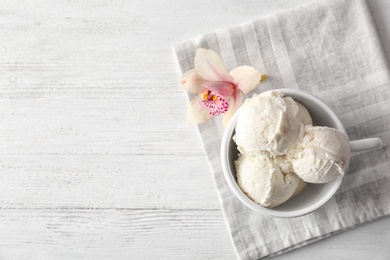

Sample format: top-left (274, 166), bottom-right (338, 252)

top-left (222, 90), bottom-right (243, 128)
top-left (194, 48), bottom-right (233, 82)
top-left (187, 95), bottom-right (213, 124)
top-left (179, 69), bottom-right (207, 94)
top-left (229, 65), bottom-right (263, 94)
top-left (202, 81), bottom-right (235, 97)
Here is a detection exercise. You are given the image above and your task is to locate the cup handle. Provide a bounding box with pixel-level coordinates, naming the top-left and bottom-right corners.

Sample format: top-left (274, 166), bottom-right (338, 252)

top-left (350, 138), bottom-right (383, 154)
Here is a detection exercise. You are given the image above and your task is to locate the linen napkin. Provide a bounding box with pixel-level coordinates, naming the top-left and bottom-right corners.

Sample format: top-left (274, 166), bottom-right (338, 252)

top-left (173, 0), bottom-right (390, 258)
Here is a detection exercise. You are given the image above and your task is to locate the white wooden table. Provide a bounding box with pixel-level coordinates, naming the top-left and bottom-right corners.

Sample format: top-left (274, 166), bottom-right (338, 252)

top-left (1, 0), bottom-right (389, 259)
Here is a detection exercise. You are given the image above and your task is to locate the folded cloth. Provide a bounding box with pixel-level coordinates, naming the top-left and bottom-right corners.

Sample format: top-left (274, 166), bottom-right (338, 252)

top-left (173, 0), bottom-right (390, 258)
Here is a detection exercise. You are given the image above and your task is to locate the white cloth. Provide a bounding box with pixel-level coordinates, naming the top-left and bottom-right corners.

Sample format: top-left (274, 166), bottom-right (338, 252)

top-left (173, 0), bottom-right (390, 258)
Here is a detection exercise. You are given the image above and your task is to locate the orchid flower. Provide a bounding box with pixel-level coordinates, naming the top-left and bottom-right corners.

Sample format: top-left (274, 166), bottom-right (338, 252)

top-left (179, 48), bottom-right (267, 127)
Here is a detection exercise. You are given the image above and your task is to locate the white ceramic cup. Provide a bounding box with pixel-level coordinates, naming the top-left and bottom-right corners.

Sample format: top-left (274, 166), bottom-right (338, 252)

top-left (221, 88), bottom-right (382, 218)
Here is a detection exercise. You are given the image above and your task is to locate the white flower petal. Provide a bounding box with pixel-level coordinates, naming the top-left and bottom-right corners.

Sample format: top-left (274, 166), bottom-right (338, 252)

top-left (179, 69), bottom-right (207, 94)
top-left (229, 66), bottom-right (264, 94)
top-left (222, 90), bottom-right (243, 128)
top-left (195, 48), bottom-right (233, 82)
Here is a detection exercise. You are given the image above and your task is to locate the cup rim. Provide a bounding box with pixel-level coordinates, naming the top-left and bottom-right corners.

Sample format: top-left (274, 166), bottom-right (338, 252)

top-left (220, 88), bottom-right (346, 218)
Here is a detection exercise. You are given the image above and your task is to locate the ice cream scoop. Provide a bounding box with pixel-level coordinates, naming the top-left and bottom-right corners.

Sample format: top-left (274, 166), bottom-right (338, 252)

top-left (236, 153), bottom-right (299, 208)
top-left (293, 178), bottom-right (307, 197)
top-left (296, 101), bottom-right (313, 126)
top-left (290, 126), bottom-right (351, 183)
top-left (233, 91), bottom-right (310, 156)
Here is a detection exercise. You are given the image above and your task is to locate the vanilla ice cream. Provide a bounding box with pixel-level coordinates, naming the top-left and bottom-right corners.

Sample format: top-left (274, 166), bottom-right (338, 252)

top-left (233, 90), bottom-right (350, 208)
top-left (296, 101), bottom-right (313, 126)
top-left (291, 126), bottom-right (350, 183)
top-left (292, 178), bottom-right (307, 197)
top-left (234, 91), bottom-right (310, 156)
top-left (273, 155), bottom-right (307, 197)
top-left (236, 153), bottom-right (299, 208)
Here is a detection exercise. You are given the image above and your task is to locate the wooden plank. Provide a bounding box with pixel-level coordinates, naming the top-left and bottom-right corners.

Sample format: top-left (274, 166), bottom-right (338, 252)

top-left (0, 154), bottom-right (220, 209)
top-left (0, 208), bottom-right (235, 259)
top-left (0, 97), bottom-right (200, 156)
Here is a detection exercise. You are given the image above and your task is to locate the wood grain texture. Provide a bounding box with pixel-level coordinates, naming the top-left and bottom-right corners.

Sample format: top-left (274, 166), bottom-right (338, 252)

top-left (0, 209), bottom-right (234, 259)
top-left (0, 0), bottom-right (389, 259)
